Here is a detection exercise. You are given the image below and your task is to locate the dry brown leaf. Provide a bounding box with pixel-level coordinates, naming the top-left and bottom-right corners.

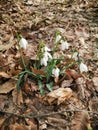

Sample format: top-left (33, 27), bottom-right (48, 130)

top-left (31, 66), bottom-right (45, 76)
top-left (24, 83), bottom-right (31, 93)
top-left (44, 88), bottom-right (72, 105)
top-left (66, 69), bottom-right (81, 79)
top-left (71, 111), bottom-right (91, 130)
top-left (0, 118), bottom-right (6, 127)
top-left (10, 123), bottom-right (32, 130)
top-left (61, 79), bottom-right (73, 88)
top-left (0, 95), bottom-right (7, 110)
top-left (92, 77), bottom-right (98, 92)
top-left (0, 35), bottom-right (14, 51)
top-left (89, 98), bottom-right (98, 111)
top-left (0, 72), bottom-right (11, 78)
top-left (75, 77), bottom-right (86, 99)
top-left (0, 79), bottom-right (16, 94)
top-left (2, 34), bottom-right (11, 42)
top-left (12, 88), bottom-right (23, 105)
top-left (75, 27), bottom-right (89, 38)
top-left (25, 119), bottom-right (38, 130)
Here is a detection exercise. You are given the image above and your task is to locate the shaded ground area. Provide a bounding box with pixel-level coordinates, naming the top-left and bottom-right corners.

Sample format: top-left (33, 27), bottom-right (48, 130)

top-left (0, 0), bottom-right (98, 130)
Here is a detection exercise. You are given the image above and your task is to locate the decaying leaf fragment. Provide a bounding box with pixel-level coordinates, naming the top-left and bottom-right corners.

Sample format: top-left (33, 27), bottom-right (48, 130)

top-left (44, 88), bottom-right (72, 105)
top-left (0, 72), bottom-right (11, 78)
top-left (72, 111), bottom-right (92, 130)
top-left (0, 79), bottom-right (16, 94)
top-left (12, 88), bottom-right (23, 105)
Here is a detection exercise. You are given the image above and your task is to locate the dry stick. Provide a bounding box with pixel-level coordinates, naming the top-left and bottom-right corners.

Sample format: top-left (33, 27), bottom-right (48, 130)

top-left (0, 109), bottom-right (98, 119)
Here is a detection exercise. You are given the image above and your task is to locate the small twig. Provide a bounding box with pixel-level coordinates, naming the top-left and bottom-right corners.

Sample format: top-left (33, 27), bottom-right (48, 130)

top-left (0, 109), bottom-right (98, 120)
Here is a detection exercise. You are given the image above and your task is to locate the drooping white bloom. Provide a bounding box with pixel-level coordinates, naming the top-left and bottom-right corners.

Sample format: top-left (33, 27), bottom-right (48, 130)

top-left (44, 46), bottom-right (51, 52)
top-left (44, 51), bottom-right (52, 60)
top-left (40, 46), bottom-right (52, 66)
top-left (19, 38), bottom-right (28, 49)
top-left (52, 68), bottom-right (60, 78)
top-left (79, 62), bottom-right (88, 73)
top-left (72, 52), bottom-right (79, 61)
top-left (60, 40), bottom-right (69, 50)
top-left (55, 34), bottom-right (62, 43)
top-left (41, 57), bottom-right (48, 66)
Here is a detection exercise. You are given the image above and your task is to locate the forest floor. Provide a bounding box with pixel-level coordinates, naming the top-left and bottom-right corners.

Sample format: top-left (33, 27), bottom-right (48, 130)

top-left (0, 0), bottom-right (98, 130)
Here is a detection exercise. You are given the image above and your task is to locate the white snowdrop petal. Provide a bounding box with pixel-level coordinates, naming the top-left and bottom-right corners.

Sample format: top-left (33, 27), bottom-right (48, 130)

top-left (44, 46), bottom-right (51, 52)
top-left (41, 57), bottom-right (47, 66)
top-left (46, 52), bottom-right (52, 59)
top-left (55, 35), bottom-right (62, 43)
top-left (79, 63), bottom-right (88, 73)
top-left (40, 46), bottom-right (52, 66)
top-left (72, 52), bottom-right (78, 61)
top-left (61, 40), bottom-right (69, 50)
top-left (19, 38), bottom-right (28, 49)
top-left (52, 68), bottom-right (60, 78)
top-left (41, 46), bottom-right (51, 52)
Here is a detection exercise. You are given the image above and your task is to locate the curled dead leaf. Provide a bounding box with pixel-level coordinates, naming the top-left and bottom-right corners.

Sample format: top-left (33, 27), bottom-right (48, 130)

top-left (44, 88), bottom-right (72, 105)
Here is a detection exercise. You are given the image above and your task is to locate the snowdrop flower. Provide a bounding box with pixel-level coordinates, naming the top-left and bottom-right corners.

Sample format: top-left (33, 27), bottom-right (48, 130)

top-left (44, 51), bottom-right (52, 60)
top-left (79, 62), bottom-right (88, 73)
top-left (72, 52), bottom-right (79, 61)
top-left (60, 40), bottom-right (69, 50)
top-left (40, 46), bottom-right (52, 66)
top-left (52, 67), bottom-right (60, 78)
top-left (41, 57), bottom-right (48, 66)
top-left (55, 34), bottom-right (62, 43)
top-left (41, 46), bottom-right (51, 52)
top-left (19, 38), bottom-right (28, 49)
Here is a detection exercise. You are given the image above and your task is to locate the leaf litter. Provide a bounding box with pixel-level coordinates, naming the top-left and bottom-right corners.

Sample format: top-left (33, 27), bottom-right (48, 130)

top-left (0, 0), bottom-right (98, 130)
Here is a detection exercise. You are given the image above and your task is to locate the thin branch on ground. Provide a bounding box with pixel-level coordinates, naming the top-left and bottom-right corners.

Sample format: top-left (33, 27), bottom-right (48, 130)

top-left (0, 109), bottom-right (97, 119)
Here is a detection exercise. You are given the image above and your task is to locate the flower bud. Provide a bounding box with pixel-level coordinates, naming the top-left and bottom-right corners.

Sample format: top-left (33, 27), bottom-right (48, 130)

top-left (19, 38), bottom-right (28, 49)
top-left (61, 40), bottom-right (69, 50)
top-left (79, 62), bottom-right (88, 73)
top-left (55, 34), bottom-right (62, 43)
top-left (52, 68), bottom-right (60, 78)
top-left (72, 52), bottom-right (79, 61)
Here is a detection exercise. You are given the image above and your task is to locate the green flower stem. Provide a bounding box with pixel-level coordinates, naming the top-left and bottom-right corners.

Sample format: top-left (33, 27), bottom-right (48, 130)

top-left (19, 48), bottom-right (27, 70)
top-left (61, 61), bottom-right (77, 72)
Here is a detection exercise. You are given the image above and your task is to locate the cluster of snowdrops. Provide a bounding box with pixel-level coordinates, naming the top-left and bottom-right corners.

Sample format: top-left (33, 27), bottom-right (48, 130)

top-left (17, 32), bottom-right (88, 95)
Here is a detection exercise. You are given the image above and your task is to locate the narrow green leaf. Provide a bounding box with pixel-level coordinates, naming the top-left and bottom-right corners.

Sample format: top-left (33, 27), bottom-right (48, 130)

top-left (38, 80), bottom-right (44, 96)
top-left (16, 73), bottom-right (24, 91)
top-left (46, 82), bottom-right (53, 92)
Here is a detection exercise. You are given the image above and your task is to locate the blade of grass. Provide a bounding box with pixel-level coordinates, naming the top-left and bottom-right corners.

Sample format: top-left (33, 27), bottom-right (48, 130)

top-left (38, 80), bottom-right (44, 96)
